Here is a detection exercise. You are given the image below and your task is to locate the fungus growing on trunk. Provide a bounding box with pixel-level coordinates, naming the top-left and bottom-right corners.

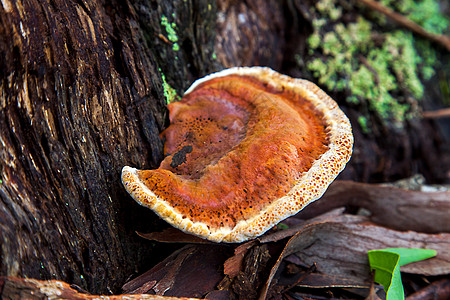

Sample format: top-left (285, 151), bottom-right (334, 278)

top-left (122, 67), bottom-right (353, 243)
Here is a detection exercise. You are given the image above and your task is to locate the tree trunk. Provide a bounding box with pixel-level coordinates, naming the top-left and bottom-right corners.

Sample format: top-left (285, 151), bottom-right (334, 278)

top-left (0, 0), bottom-right (217, 294)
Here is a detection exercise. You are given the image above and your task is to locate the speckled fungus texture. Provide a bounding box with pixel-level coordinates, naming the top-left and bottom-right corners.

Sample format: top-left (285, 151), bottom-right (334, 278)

top-left (122, 67), bottom-right (353, 243)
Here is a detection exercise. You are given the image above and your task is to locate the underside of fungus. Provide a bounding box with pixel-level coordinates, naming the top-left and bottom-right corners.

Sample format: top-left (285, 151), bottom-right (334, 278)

top-left (122, 67), bottom-right (353, 243)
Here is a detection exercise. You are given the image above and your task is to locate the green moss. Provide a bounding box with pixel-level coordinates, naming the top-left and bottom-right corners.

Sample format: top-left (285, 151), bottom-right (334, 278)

top-left (385, 32), bottom-right (423, 99)
top-left (159, 68), bottom-right (180, 104)
top-left (382, 0), bottom-right (449, 34)
top-left (172, 43), bottom-right (180, 52)
top-left (308, 33), bottom-right (321, 50)
top-left (316, 0), bottom-right (342, 20)
top-left (349, 66), bottom-right (375, 98)
top-left (305, 0), bottom-right (449, 127)
top-left (161, 15), bottom-right (180, 51)
top-left (358, 115), bottom-right (370, 134)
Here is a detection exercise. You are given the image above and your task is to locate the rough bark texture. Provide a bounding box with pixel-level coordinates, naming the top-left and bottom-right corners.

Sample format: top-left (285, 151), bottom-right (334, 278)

top-left (0, 0), bottom-right (217, 294)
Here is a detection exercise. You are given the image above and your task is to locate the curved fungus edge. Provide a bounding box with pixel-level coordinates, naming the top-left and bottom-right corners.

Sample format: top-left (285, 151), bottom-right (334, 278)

top-left (121, 66), bottom-right (353, 243)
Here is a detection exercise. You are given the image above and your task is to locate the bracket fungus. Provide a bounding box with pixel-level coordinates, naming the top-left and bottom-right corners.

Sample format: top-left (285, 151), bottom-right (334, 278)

top-left (122, 67), bottom-right (353, 243)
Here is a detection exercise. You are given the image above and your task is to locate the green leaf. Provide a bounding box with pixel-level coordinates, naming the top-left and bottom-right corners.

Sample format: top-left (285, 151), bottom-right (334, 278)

top-left (368, 248), bottom-right (437, 300)
top-left (368, 251), bottom-right (404, 300)
top-left (276, 223), bottom-right (289, 230)
top-left (381, 248), bottom-right (437, 266)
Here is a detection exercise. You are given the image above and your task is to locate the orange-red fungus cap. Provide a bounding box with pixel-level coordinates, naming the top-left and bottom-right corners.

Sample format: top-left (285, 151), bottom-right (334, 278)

top-left (122, 67), bottom-right (353, 243)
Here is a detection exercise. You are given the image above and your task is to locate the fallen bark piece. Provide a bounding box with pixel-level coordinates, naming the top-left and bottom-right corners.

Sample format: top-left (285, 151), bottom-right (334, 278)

top-left (258, 207), bottom-right (350, 243)
top-left (223, 240), bottom-right (258, 278)
top-left (230, 244), bottom-right (271, 300)
top-left (122, 245), bottom-right (230, 298)
top-left (297, 180), bottom-right (450, 233)
top-left (137, 228), bottom-right (212, 244)
top-left (260, 213), bottom-right (450, 299)
top-left (0, 276), bottom-right (200, 300)
top-left (406, 278), bottom-right (450, 300)
top-left (289, 272), bottom-right (371, 289)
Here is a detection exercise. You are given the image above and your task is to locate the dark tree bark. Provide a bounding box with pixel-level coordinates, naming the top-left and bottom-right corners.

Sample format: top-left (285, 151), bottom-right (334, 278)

top-left (0, 0), bottom-right (218, 294)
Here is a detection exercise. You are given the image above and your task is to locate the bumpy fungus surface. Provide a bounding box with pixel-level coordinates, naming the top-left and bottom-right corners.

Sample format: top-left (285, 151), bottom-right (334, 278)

top-left (122, 67), bottom-right (353, 242)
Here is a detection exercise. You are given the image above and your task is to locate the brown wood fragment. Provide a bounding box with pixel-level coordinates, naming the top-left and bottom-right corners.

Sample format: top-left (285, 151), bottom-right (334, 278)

top-left (359, 0), bottom-right (450, 51)
top-left (128, 280), bottom-right (157, 294)
top-left (157, 33), bottom-right (172, 45)
top-left (259, 213), bottom-right (450, 299)
top-left (216, 276), bottom-right (233, 292)
top-left (137, 228), bottom-right (212, 244)
top-left (224, 240), bottom-right (258, 278)
top-left (122, 245), bottom-right (230, 298)
top-left (366, 272), bottom-right (384, 300)
top-left (280, 264), bottom-right (317, 293)
top-left (423, 108), bottom-right (450, 119)
top-left (223, 250), bottom-right (247, 279)
top-left (259, 208), bottom-right (348, 243)
top-left (297, 181), bottom-right (450, 233)
top-left (204, 290), bottom-right (234, 300)
top-left (231, 245), bottom-right (271, 300)
top-left (293, 272), bottom-right (369, 289)
top-left (0, 276), bottom-right (200, 299)
top-left (406, 278), bottom-right (450, 300)
top-left (122, 246), bottom-right (192, 294)
top-left (152, 247), bottom-right (196, 295)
